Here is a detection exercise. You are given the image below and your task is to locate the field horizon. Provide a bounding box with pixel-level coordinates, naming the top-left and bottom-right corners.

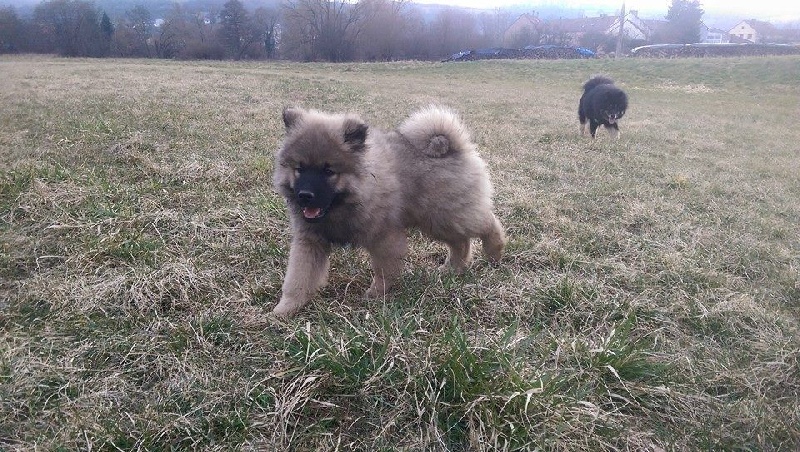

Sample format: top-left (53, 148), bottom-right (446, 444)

top-left (1, 54), bottom-right (799, 450)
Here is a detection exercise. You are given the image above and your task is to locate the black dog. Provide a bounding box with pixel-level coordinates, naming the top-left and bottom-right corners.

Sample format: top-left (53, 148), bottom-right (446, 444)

top-left (579, 76), bottom-right (628, 139)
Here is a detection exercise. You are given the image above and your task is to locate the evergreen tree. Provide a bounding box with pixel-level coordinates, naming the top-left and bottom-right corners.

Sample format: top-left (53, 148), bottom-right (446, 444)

top-left (664, 0), bottom-right (704, 44)
top-left (100, 11), bottom-right (114, 39)
top-left (220, 0), bottom-right (250, 59)
top-left (98, 11), bottom-right (113, 55)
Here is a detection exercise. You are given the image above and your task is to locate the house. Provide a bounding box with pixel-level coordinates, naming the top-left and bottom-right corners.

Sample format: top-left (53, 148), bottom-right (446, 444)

top-left (730, 20), bottom-right (800, 44)
top-left (515, 10), bottom-right (664, 49)
top-left (640, 17), bottom-right (669, 41)
top-left (503, 13), bottom-right (542, 47)
top-left (728, 20), bottom-right (776, 43)
top-left (547, 15), bottom-right (617, 45)
top-left (606, 10), bottom-right (661, 42)
top-left (700, 24), bottom-right (730, 44)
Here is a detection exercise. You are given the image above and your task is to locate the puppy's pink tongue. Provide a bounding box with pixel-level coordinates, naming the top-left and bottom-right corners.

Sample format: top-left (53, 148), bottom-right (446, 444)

top-left (303, 207), bottom-right (322, 219)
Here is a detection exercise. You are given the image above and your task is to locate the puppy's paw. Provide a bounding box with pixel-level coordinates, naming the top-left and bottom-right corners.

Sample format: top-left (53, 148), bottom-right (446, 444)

top-left (365, 284), bottom-right (383, 299)
top-left (439, 263), bottom-right (468, 274)
top-left (272, 298), bottom-right (302, 317)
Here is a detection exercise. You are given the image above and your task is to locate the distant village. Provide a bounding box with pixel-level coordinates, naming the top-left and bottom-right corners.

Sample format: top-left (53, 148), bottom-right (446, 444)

top-left (443, 10), bottom-right (800, 61)
top-left (502, 10), bottom-right (800, 54)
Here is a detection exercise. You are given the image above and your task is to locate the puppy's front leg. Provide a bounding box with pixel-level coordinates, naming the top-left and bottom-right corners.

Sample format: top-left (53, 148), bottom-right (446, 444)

top-left (606, 123), bottom-right (620, 140)
top-left (273, 238), bottom-right (330, 317)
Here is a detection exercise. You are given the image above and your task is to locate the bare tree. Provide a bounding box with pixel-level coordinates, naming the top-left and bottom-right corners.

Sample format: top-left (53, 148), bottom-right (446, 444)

top-left (579, 31), bottom-right (616, 53)
top-left (477, 8), bottom-right (512, 48)
top-left (430, 7), bottom-right (479, 58)
top-left (281, 0), bottom-right (364, 62)
top-left (120, 5), bottom-right (153, 57)
top-left (192, 10), bottom-right (213, 44)
top-left (399, 6), bottom-right (432, 60)
top-left (540, 22), bottom-right (571, 46)
top-left (356, 0), bottom-right (408, 61)
top-left (33, 0), bottom-right (104, 57)
top-left (0, 5), bottom-right (24, 53)
top-left (252, 6), bottom-right (280, 59)
top-left (152, 4), bottom-right (187, 59)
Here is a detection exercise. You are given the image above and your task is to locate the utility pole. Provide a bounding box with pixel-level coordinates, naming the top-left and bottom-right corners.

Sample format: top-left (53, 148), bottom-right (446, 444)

top-left (615, 2), bottom-right (625, 57)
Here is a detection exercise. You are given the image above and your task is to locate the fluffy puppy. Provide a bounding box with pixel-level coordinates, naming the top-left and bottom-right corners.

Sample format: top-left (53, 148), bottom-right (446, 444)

top-left (578, 75), bottom-right (628, 139)
top-left (271, 105), bottom-right (507, 316)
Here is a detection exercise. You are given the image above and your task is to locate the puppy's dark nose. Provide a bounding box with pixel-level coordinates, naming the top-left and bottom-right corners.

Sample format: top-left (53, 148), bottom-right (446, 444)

top-left (297, 190), bottom-right (314, 202)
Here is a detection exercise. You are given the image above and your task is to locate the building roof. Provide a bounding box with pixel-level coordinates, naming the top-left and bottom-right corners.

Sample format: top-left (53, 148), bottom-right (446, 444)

top-left (514, 13), bottom-right (541, 28)
top-left (549, 12), bottom-right (665, 38)
top-left (707, 27), bottom-right (728, 34)
top-left (743, 19), bottom-right (778, 34)
top-left (549, 16), bottom-right (615, 34)
top-left (729, 19), bottom-right (778, 35)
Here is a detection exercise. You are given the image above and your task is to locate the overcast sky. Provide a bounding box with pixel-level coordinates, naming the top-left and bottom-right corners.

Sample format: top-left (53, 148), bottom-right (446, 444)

top-left (411, 1), bottom-right (800, 22)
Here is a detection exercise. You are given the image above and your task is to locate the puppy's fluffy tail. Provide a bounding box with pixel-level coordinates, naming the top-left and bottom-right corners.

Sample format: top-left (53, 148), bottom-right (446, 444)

top-left (583, 75), bottom-right (615, 93)
top-left (397, 105), bottom-right (474, 157)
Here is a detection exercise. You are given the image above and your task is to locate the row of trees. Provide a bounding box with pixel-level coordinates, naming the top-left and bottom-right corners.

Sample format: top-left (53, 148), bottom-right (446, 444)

top-left (0, 0), bottom-right (276, 59)
top-left (0, 0), bottom-right (708, 61)
top-left (0, 0), bottom-right (523, 60)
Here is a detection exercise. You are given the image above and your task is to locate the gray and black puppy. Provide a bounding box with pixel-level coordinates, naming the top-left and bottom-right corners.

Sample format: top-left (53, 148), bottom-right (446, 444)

top-left (271, 105), bottom-right (507, 316)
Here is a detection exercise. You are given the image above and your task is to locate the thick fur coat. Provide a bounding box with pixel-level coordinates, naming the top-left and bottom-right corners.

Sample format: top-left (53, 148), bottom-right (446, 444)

top-left (272, 106), bottom-right (506, 316)
top-left (578, 75), bottom-right (628, 139)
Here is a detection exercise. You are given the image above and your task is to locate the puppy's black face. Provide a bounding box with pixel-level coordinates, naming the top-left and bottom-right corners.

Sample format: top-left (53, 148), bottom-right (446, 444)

top-left (292, 164), bottom-right (341, 222)
top-left (600, 91), bottom-right (627, 124)
top-left (275, 107), bottom-right (369, 224)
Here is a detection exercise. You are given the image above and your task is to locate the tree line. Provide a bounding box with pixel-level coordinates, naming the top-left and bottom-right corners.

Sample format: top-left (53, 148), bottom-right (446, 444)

top-left (0, 0), bottom-right (708, 61)
top-left (0, 0), bottom-right (523, 61)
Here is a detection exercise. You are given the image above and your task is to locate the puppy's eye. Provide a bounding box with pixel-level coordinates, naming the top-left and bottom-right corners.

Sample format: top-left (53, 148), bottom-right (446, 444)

top-left (323, 167), bottom-right (336, 176)
top-left (294, 166), bottom-right (304, 174)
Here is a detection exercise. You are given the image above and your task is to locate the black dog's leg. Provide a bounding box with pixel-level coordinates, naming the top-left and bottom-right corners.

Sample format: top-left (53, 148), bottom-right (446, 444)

top-left (589, 120), bottom-right (599, 138)
top-left (579, 109), bottom-right (587, 135)
top-left (606, 123), bottom-right (620, 139)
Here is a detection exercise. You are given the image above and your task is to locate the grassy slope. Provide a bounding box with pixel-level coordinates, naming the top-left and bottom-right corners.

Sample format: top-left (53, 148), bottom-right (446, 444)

top-left (1, 54), bottom-right (799, 450)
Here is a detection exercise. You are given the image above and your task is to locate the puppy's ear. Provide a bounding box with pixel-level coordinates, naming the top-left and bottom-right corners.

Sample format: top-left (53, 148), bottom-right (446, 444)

top-left (343, 117), bottom-right (368, 152)
top-left (282, 107), bottom-right (304, 130)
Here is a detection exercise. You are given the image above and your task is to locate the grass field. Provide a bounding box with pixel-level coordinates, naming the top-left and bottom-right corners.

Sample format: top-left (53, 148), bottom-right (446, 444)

top-left (1, 54), bottom-right (799, 450)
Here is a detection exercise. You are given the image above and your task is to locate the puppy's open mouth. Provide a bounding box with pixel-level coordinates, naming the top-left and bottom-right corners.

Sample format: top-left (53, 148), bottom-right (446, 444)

top-left (303, 207), bottom-right (326, 220)
top-left (296, 192), bottom-right (343, 222)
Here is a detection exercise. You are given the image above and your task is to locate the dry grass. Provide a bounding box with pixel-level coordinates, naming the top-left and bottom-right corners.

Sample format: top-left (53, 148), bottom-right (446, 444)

top-left (1, 54), bottom-right (799, 450)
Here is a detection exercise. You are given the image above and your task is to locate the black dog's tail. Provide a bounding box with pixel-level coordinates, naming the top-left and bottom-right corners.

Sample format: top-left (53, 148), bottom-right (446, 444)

top-left (583, 75), bottom-right (615, 93)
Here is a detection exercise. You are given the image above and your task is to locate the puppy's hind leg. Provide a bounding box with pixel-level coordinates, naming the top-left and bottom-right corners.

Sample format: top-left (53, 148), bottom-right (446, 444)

top-left (579, 106), bottom-right (587, 135)
top-left (273, 238), bottom-right (331, 317)
top-left (442, 238), bottom-right (473, 273)
top-left (480, 213), bottom-right (507, 263)
top-left (365, 230), bottom-right (408, 298)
